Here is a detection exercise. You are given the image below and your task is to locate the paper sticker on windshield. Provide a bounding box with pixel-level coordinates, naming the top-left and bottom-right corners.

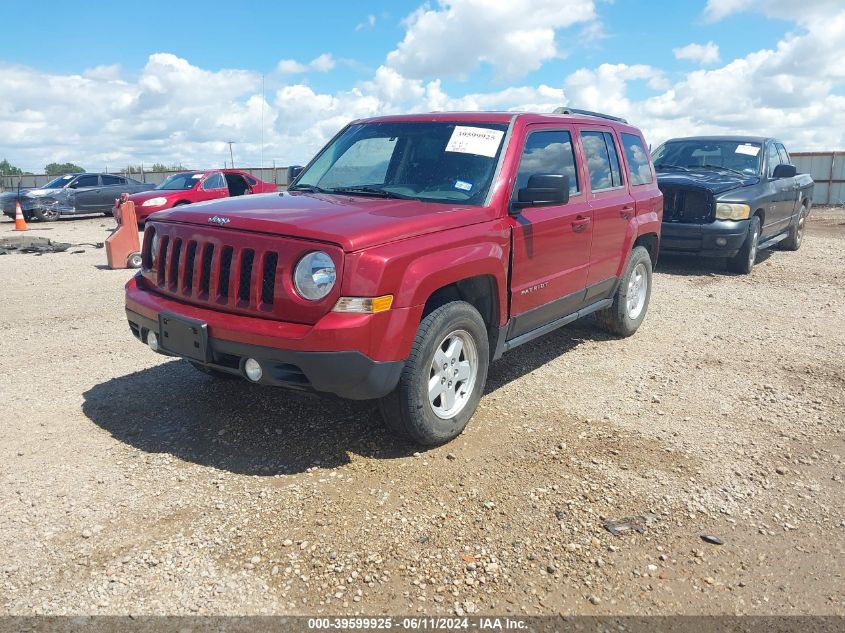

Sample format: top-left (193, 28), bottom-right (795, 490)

top-left (735, 144), bottom-right (760, 156)
top-left (445, 126), bottom-right (504, 158)
top-left (191, 174), bottom-right (203, 179)
top-left (454, 180), bottom-right (473, 191)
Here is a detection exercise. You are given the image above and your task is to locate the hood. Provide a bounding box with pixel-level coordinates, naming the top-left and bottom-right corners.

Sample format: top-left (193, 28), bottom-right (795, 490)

top-left (128, 189), bottom-right (186, 202)
top-left (149, 191), bottom-right (497, 251)
top-left (0, 188), bottom-right (59, 198)
top-left (656, 169), bottom-right (759, 195)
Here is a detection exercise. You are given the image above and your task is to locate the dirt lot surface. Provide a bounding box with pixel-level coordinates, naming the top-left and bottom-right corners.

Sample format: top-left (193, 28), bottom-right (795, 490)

top-left (1, 210), bottom-right (843, 616)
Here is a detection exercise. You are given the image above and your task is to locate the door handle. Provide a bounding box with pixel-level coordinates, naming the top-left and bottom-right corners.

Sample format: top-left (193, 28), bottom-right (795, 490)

top-left (572, 216), bottom-right (591, 232)
top-left (620, 206), bottom-right (634, 220)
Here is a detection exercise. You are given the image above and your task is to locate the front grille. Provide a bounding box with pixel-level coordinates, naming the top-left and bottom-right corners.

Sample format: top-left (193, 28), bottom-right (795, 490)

top-left (152, 233), bottom-right (279, 314)
top-left (139, 222), bottom-right (343, 324)
top-left (659, 185), bottom-right (714, 223)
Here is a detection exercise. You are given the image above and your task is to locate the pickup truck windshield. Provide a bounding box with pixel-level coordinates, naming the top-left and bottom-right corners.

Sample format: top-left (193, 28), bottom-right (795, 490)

top-left (293, 121), bottom-right (509, 205)
top-left (653, 140), bottom-right (762, 175)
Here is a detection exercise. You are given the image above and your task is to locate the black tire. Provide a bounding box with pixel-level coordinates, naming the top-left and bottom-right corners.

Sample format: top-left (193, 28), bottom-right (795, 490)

top-left (780, 205), bottom-right (807, 251)
top-left (33, 207), bottom-right (60, 222)
top-left (188, 361), bottom-right (238, 380)
top-left (727, 215), bottom-right (761, 274)
top-left (378, 301), bottom-right (489, 446)
top-left (595, 245), bottom-right (653, 337)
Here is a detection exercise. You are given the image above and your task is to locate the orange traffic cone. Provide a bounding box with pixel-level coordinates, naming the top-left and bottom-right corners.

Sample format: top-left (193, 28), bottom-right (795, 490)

top-left (14, 201), bottom-right (28, 231)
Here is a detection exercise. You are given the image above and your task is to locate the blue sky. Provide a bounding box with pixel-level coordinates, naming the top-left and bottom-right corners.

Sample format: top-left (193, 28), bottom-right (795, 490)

top-left (1, 0), bottom-right (843, 171)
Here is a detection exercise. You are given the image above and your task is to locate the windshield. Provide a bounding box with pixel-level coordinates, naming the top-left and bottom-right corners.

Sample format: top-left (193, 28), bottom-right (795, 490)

top-left (652, 140), bottom-right (762, 175)
top-left (156, 172), bottom-right (204, 190)
top-left (293, 121), bottom-right (509, 205)
top-left (42, 175), bottom-right (76, 189)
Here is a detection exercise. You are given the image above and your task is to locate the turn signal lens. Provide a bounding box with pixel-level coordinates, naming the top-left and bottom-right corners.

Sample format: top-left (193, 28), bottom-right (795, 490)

top-left (715, 203), bottom-right (751, 220)
top-left (333, 295), bottom-right (394, 313)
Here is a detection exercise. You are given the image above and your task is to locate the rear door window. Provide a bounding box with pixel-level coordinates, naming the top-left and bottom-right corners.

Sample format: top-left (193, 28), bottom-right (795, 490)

top-left (581, 131), bottom-right (624, 191)
top-left (620, 133), bottom-right (653, 185)
top-left (101, 175), bottom-right (124, 186)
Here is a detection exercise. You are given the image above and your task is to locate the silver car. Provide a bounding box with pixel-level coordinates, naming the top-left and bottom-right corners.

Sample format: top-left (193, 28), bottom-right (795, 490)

top-left (0, 173), bottom-right (154, 221)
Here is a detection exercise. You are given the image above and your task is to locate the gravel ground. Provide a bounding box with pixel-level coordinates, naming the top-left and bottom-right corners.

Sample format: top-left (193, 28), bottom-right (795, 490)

top-left (0, 209), bottom-right (843, 616)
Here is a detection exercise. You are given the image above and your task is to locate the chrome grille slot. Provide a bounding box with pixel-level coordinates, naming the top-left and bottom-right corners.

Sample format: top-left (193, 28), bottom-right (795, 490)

top-left (218, 246), bottom-right (233, 299)
top-left (261, 253), bottom-right (278, 306)
top-left (238, 249), bottom-right (255, 304)
top-left (157, 236), bottom-right (169, 286)
top-left (168, 239), bottom-right (182, 290)
top-left (183, 241), bottom-right (198, 294)
top-left (199, 244), bottom-right (214, 297)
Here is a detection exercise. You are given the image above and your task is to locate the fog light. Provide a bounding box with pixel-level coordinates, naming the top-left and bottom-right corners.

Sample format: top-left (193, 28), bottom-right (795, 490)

top-left (147, 331), bottom-right (159, 352)
top-left (716, 237), bottom-right (728, 247)
top-left (244, 358), bottom-right (263, 382)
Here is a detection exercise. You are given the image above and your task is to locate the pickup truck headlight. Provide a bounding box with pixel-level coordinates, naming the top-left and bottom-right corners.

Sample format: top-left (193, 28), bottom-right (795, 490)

top-left (294, 251), bottom-right (336, 300)
top-left (715, 203), bottom-right (751, 221)
top-left (142, 197), bottom-right (168, 207)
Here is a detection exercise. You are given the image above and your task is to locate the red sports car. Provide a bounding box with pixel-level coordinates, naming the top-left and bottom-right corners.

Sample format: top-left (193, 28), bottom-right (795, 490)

top-left (128, 169), bottom-right (277, 223)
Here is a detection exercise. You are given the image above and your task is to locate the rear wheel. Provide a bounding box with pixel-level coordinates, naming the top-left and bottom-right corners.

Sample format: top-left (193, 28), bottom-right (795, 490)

top-left (780, 205), bottom-right (807, 251)
top-left (378, 301), bottom-right (489, 446)
top-left (127, 253), bottom-right (142, 269)
top-left (33, 207), bottom-right (60, 222)
top-left (595, 245), bottom-right (653, 337)
top-left (727, 215), bottom-right (760, 274)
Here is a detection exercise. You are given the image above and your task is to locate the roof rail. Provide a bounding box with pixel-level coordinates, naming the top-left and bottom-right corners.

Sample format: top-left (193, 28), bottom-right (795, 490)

top-left (552, 107), bottom-right (628, 124)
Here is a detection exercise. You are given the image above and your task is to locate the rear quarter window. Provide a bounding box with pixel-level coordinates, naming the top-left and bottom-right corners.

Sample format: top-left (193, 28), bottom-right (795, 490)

top-left (620, 133), bottom-right (654, 185)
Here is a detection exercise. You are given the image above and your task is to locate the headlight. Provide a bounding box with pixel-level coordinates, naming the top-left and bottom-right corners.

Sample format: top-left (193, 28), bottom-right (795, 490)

top-left (142, 197), bottom-right (168, 207)
top-left (715, 203), bottom-right (751, 221)
top-left (294, 251), bottom-right (336, 300)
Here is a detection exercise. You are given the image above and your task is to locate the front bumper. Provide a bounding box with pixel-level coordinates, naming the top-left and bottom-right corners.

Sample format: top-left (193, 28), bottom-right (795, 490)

top-left (1, 196), bottom-right (72, 217)
top-left (125, 277), bottom-right (408, 400)
top-left (660, 219), bottom-right (749, 257)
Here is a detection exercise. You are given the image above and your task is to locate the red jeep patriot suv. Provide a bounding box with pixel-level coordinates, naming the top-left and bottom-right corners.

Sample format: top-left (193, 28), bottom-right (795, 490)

top-left (125, 109), bottom-right (662, 445)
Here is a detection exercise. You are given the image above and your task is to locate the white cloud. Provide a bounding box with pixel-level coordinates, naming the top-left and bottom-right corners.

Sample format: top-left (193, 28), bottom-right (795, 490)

top-left (2, 2), bottom-right (845, 173)
top-left (673, 42), bottom-right (721, 65)
top-left (704, 0), bottom-right (842, 23)
top-left (356, 14), bottom-right (376, 30)
top-left (276, 53), bottom-right (336, 75)
top-left (385, 0), bottom-right (597, 80)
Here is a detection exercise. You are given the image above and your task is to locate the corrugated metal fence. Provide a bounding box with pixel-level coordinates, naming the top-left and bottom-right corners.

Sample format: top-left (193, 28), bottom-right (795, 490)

top-left (0, 167), bottom-right (292, 192)
top-left (791, 152), bottom-right (844, 205)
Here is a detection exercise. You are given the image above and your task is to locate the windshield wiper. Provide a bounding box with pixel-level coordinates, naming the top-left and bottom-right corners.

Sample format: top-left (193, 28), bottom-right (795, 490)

top-left (655, 163), bottom-right (690, 172)
top-left (287, 184), bottom-right (331, 193)
top-left (327, 186), bottom-right (419, 200)
top-left (697, 164), bottom-right (746, 176)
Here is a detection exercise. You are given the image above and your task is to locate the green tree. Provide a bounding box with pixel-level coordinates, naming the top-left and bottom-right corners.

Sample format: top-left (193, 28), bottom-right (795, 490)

top-left (45, 162), bottom-right (85, 176)
top-left (0, 159), bottom-right (23, 176)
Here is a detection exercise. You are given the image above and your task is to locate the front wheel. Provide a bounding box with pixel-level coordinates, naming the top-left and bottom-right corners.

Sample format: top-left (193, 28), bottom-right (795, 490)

top-left (727, 215), bottom-right (760, 274)
top-left (595, 245), bottom-right (653, 337)
top-left (378, 301), bottom-right (489, 446)
top-left (33, 207), bottom-right (60, 222)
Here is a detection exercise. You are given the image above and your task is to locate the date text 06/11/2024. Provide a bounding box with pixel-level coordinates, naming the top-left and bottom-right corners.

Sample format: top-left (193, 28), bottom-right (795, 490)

top-left (307, 617), bottom-right (529, 630)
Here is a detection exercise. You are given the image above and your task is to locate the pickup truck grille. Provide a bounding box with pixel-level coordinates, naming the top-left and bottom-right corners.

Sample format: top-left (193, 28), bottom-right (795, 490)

top-left (659, 185), bottom-right (714, 224)
top-left (139, 222), bottom-right (341, 324)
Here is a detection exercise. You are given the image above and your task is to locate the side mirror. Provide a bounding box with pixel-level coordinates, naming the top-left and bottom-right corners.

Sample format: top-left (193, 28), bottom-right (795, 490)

top-left (511, 174), bottom-right (570, 214)
top-left (772, 164), bottom-right (797, 179)
top-left (287, 165), bottom-right (303, 183)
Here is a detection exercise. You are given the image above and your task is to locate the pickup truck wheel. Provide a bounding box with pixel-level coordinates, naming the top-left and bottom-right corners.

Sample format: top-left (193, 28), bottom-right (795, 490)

top-left (595, 245), bottom-right (652, 337)
top-left (780, 205), bottom-right (807, 251)
top-left (33, 207), bottom-right (60, 222)
top-left (378, 301), bottom-right (489, 446)
top-left (727, 215), bottom-right (760, 274)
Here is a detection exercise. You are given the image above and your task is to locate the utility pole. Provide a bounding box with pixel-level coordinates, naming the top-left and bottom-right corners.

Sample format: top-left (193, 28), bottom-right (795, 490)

top-left (227, 141), bottom-right (235, 169)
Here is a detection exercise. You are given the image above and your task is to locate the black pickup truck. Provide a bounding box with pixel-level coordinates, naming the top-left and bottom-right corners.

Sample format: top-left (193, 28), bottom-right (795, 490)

top-left (653, 136), bottom-right (814, 273)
